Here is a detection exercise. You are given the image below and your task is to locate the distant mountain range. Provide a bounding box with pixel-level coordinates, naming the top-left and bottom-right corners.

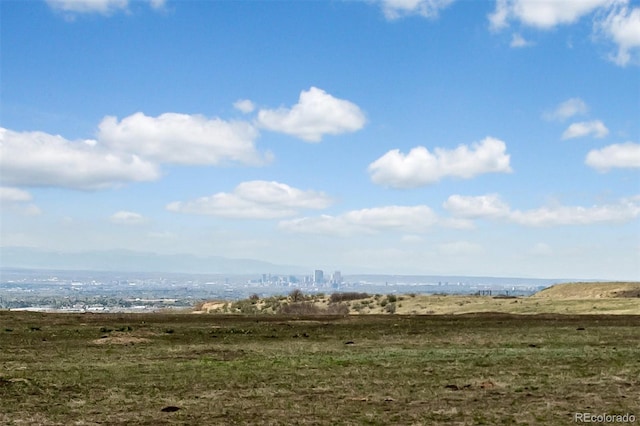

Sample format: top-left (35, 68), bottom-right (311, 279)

top-left (0, 247), bottom-right (308, 275)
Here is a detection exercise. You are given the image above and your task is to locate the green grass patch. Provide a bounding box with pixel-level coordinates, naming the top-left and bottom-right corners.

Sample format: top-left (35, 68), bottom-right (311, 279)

top-left (0, 311), bottom-right (638, 425)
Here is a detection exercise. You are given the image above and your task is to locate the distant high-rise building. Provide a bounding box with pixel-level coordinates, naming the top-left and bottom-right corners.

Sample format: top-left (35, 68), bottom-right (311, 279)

top-left (314, 269), bottom-right (324, 284)
top-left (332, 271), bottom-right (342, 285)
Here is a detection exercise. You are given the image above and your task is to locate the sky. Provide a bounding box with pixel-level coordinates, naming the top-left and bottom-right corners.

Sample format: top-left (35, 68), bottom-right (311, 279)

top-left (1, 0), bottom-right (639, 280)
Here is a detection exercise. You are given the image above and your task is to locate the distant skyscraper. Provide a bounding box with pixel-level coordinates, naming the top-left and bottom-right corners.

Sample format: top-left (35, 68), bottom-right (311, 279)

top-left (332, 271), bottom-right (342, 285)
top-left (314, 269), bottom-right (324, 284)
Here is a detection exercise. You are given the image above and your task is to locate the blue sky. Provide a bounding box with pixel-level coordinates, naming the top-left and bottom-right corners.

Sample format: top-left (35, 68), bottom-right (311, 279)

top-left (1, 0), bottom-right (639, 279)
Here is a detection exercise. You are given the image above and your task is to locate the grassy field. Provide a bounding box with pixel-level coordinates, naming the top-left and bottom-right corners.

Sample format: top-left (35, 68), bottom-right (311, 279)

top-left (1, 310), bottom-right (639, 425)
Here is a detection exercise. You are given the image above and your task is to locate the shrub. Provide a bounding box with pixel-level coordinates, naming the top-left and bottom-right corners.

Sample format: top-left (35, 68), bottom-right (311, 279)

top-left (326, 303), bottom-right (350, 316)
top-left (278, 302), bottom-right (322, 315)
top-left (329, 292), bottom-right (370, 303)
top-left (387, 294), bottom-right (397, 303)
top-left (230, 300), bottom-right (258, 314)
top-left (289, 289), bottom-right (305, 302)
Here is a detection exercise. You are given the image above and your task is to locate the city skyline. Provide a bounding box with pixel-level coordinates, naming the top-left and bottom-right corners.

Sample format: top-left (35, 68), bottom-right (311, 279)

top-left (1, 0), bottom-right (639, 280)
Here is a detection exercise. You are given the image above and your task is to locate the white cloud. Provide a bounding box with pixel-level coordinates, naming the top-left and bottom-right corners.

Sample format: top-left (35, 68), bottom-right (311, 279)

top-left (166, 180), bottom-right (333, 219)
top-left (110, 210), bottom-right (146, 225)
top-left (445, 193), bottom-right (640, 227)
top-left (234, 99), bottom-right (256, 114)
top-left (278, 205), bottom-right (438, 236)
top-left (0, 187), bottom-right (32, 203)
top-left (489, 0), bottom-right (510, 31)
top-left (0, 187), bottom-right (41, 216)
top-left (561, 120), bottom-right (609, 139)
top-left (368, 137), bottom-right (512, 188)
top-left (510, 33), bottom-right (533, 48)
top-left (490, 1), bottom-right (639, 67)
top-left (443, 194), bottom-right (510, 219)
top-left (46, 0), bottom-right (128, 14)
top-left (489, 0), bottom-right (615, 30)
top-left (596, 4), bottom-right (640, 66)
top-left (0, 127), bottom-right (160, 190)
top-left (378, 0), bottom-right (455, 20)
top-left (148, 0), bottom-right (166, 10)
top-left (543, 98), bottom-right (588, 121)
top-left (256, 87), bottom-right (366, 142)
top-left (585, 142), bottom-right (640, 171)
top-left (98, 112), bottom-right (269, 166)
top-left (509, 200), bottom-right (640, 226)
top-left (46, 0), bottom-right (164, 15)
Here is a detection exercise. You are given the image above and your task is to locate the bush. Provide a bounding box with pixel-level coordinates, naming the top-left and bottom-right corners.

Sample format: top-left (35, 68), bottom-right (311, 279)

top-left (326, 303), bottom-right (350, 316)
top-left (387, 294), bottom-right (397, 303)
top-left (230, 300), bottom-right (258, 314)
top-left (329, 292), bottom-right (370, 303)
top-left (289, 289), bottom-right (305, 302)
top-left (278, 302), bottom-right (322, 315)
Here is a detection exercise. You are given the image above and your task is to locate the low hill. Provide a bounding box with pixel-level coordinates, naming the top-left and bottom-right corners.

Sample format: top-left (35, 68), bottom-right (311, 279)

top-left (194, 283), bottom-right (640, 316)
top-left (533, 282), bottom-right (640, 299)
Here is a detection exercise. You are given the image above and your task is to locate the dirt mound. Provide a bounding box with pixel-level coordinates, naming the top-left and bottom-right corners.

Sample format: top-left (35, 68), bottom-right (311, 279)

top-left (533, 282), bottom-right (640, 299)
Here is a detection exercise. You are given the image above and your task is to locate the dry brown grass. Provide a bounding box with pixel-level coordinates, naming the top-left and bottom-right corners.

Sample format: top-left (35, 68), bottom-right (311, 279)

top-left (195, 282), bottom-right (640, 316)
top-left (533, 281), bottom-right (640, 299)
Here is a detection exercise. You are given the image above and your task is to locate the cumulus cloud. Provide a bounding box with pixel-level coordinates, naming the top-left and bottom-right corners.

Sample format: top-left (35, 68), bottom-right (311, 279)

top-left (543, 98), bottom-right (588, 121)
top-left (99, 112), bottom-right (269, 166)
top-left (46, 0), bottom-right (164, 15)
top-left (561, 120), bottom-right (609, 139)
top-left (0, 187), bottom-right (41, 216)
top-left (510, 33), bottom-right (533, 48)
top-left (278, 205), bottom-right (438, 236)
top-left (489, 0), bottom-right (510, 30)
top-left (445, 193), bottom-right (640, 227)
top-left (166, 180), bottom-right (333, 219)
top-left (0, 127), bottom-right (160, 190)
top-left (256, 87), bottom-right (366, 142)
top-left (0, 187), bottom-right (32, 203)
top-left (233, 99), bottom-right (256, 114)
top-left (443, 194), bottom-right (510, 219)
top-left (585, 142), bottom-right (640, 171)
top-left (596, 4), bottom-right (640, 66)
top-left (109, 210), bottom-right (146, 225)
top-left (368, 137), bottom-right (512, 188)
top-left (378, 0), bottom-right (455, 20)
top-left (489, 0), bottom-right (639, 67)
top-left (489, 0), bottom-right (614, 31)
